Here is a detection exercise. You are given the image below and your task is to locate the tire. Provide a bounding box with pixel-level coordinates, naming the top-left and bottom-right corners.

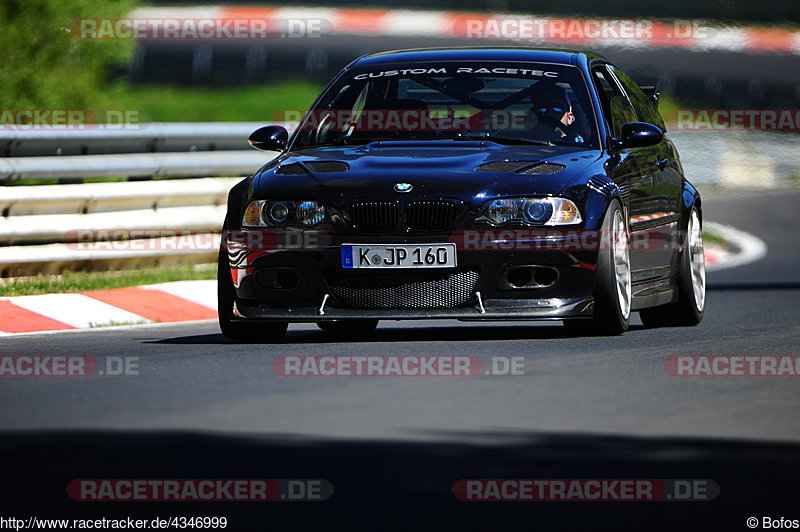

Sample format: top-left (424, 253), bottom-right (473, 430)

top-left (217, 242), bottom-right (288, 343)
top-left (639, 206), bottom-right (705, 328)
top-left (317, 319), bottom-right (379, 338)
top-left (563, 200), bottom-right (631, 336)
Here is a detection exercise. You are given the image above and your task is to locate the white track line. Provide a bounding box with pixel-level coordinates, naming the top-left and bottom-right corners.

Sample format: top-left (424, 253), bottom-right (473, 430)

top-left (0, 319), bottom-right (216, 338)
top-left (704, 221), bottom-right (768, 271)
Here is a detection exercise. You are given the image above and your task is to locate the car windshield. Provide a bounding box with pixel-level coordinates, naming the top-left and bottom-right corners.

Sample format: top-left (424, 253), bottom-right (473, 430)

top-left (292, 61), bottom-right (598, 149)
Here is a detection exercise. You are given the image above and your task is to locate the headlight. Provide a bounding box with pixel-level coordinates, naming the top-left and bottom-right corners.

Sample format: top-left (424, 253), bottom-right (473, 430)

top-left (481, 197), bottom-right (581, 226)
top-left (296, 201), bottom-right (325, 226)
top-left (522, 199), bottom-right (554, 223)
top-left (242, 200), bottom-right (265, 226)
top-left (485, 199), bottom-right (517, 225)
top-left (548, 198), bottom-right (581, 225)
top-left (267, 202), bottom-right (290, 224)
top-left (241, 200), bottom-right (326, 227)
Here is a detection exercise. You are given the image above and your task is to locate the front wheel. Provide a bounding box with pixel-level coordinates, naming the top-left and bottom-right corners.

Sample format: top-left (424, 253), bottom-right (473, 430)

top-left (639, 207), bottom-right (705, 328)
top-left (563, 200), bottom-right (631, 336)
top-left (218, 246), bottom-right (288, 343)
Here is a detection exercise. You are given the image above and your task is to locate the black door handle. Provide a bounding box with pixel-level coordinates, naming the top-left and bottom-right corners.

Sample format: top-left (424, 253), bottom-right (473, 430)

top-left (656, 158), bottom-right (669, 170)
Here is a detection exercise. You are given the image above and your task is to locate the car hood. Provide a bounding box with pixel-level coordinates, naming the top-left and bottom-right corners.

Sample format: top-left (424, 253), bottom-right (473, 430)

top-left (253, 141), bottom-right (602, 204)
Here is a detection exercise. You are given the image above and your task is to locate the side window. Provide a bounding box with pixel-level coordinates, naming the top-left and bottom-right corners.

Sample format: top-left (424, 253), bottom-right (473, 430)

top-left (591, 66), bottom-right (636, 138)
top-left (610, 66), bottom-right (666, 130)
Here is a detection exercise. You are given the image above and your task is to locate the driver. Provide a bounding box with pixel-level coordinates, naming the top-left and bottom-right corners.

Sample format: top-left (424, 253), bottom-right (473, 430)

top-left (528, 82), bottom-right (584, 143)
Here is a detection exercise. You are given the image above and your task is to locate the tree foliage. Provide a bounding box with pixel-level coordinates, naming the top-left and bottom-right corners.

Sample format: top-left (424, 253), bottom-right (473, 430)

top-left (0, 0), bottom-right (136, 109)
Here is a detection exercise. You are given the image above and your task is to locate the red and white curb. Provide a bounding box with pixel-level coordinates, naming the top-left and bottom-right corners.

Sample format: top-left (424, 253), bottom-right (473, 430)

top-left (0, 223), bottom-right (766, 336)
top-left (630, 213), bottom-right (672, 224)
top-left (0, 280), bottom-right (217, 335)
top-left (130, 6), bottom-right (800, 55)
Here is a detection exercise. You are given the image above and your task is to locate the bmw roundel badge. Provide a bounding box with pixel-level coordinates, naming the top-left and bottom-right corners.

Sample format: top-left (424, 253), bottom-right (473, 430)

top-left (394, 183), bottom-right (413, 193)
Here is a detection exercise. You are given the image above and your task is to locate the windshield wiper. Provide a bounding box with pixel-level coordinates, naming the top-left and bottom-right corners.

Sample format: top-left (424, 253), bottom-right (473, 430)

top-left (448, 134), bottom-right (555, 147)
top-left (299, 135), bottom-right (556, 148)
top-left (330, 137), bottom-right (416, 145)
top-left (291, 138), bottom-right (384, 149)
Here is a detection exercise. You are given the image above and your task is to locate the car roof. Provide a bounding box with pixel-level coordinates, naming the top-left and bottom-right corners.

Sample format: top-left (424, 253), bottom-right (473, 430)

top-left (350, 47), bottom-right (610, 68)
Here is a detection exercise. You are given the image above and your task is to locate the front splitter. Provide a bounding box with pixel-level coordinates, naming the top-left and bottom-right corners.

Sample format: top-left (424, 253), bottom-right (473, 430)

top-left (232, 297), bottom-right (594, 322)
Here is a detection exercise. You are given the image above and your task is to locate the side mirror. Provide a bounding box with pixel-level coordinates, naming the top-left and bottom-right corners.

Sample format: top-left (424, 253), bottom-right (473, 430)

top-left (613, 122), bottom-right (663, 149)
top-left (248, 125), bottom-right (288, 151)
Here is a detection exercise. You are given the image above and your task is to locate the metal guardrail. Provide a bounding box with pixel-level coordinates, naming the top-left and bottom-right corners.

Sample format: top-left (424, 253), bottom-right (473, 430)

top-left (669, 130), bottom-right (800, 188)
top-left (0, 122), bottom-right (297, 183)
top-left (0, 122), bottom-right (266, 157)
top-left (0, 151), bottom-right (270, 182)
top-left (0, 123), bottom-right (797, 277)
top-left (0, 122), bottom-right (280, 276)
top-left (0, 178), bottom-right (238, 244)
top-left (0, 178), bottom-right (237, 276)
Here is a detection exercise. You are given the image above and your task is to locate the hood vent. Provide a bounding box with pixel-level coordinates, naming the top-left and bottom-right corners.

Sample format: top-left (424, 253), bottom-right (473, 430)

top-left (305, 161), bottom-right (350, 173)
top-left (275, 163), bottom-right (309, 175)
top-left (516, 162), bottom-right (565, 175)
top-left (276, 161), bottom-right (349, 175)
top-left (476, 161), bottom-right (538, 172)
top-left (476, 161), bottom-right (564, 174)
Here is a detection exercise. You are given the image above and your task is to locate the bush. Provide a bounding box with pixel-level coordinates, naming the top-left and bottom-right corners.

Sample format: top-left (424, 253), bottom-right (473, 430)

top-left (0, 0), bottom-right (135, 111)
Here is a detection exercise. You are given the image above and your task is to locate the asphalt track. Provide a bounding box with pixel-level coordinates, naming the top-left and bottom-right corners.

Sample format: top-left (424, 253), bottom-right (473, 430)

top-left (1, 188), bottom-right (799, 529)
top-left (2, 188), bottom-right (799, 440)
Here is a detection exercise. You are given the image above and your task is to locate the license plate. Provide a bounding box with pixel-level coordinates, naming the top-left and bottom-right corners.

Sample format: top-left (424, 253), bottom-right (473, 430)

top-left (341, 244), bottom-right (457, 268)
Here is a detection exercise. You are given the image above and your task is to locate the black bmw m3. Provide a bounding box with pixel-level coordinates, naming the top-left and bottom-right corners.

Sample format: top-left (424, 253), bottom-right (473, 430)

top-left (218, 47), bottom-right (706, 341)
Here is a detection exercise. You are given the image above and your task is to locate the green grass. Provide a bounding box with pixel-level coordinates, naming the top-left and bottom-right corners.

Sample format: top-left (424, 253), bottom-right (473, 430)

top-left (657, 93), bottom-right (680, 123)
top-left (0, 264), bottom-right (216, 297)
top-left (702, 230), bottom-right (730, 248)
top-left (91, 80), bottom-right (323, 123)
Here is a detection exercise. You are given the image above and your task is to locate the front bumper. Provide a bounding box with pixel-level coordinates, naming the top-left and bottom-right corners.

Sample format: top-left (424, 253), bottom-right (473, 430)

top-left (225, 227), bottom-right (600, 322)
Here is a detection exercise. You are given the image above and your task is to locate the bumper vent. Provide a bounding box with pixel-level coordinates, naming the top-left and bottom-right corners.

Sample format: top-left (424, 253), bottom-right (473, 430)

top-left (350, 201), bottom-right (399, 231)
top-left (328, 269), bottom-right (479, 309)
top-left (406, 200), bottom-right (461, 231)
